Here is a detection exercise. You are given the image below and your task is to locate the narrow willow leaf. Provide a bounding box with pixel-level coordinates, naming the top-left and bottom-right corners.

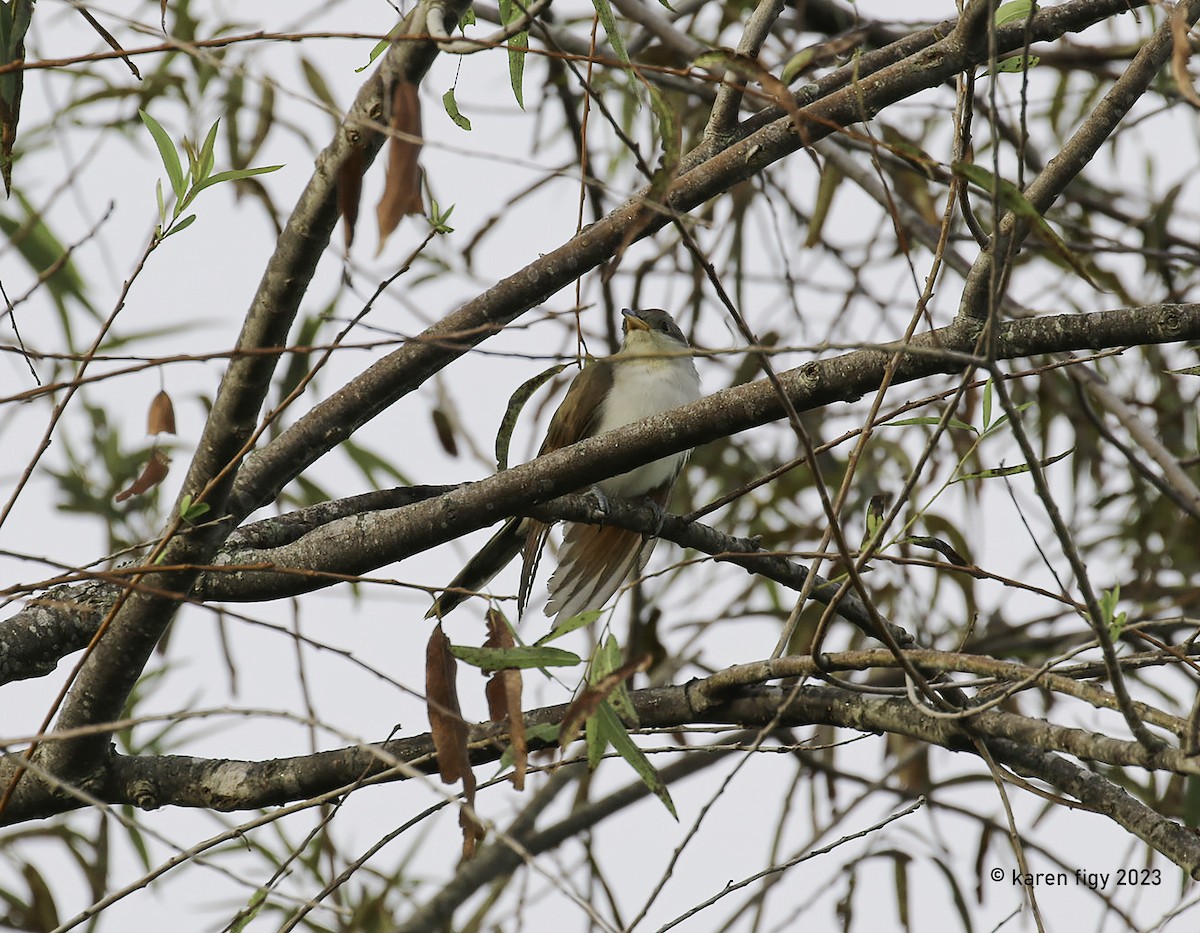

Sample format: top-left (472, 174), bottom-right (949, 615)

top-left (449, 644), bottom-right (582, 671)
top-left (953, 448), bottom-right (1073, 483)
top-left (591, 0), bottom-right (630, 66)
top-left (164, 214), bottom-right (196, 237)
top-left (189, 163), bottom-right (283, 198)
top-left (535, 608), bottom-right (603, 645)
top-left (139, 109), bottom-right (185, 199)
top-left (902, 535), bottom-right (969, 567)
top-left (496, 362), bottom-right (567, 470)
top-left (484, 608), bottom-right (526, 789)
top-left (596, 701), bottom-right (677, 818)
top-left (0, 0), bottom-right (34, 194)
top-left (197, 119), bottom-right (220, 181)
top-left (497, 0), bottom-right (527, 109)
top-left (806, 162), bottom-right (844, 247)
top-left (230, 889), bottom-right (268, 933)
top-left (887, 416), bottom-right (977, 434)
top-left (951, 162), bottom-right (1100, 289)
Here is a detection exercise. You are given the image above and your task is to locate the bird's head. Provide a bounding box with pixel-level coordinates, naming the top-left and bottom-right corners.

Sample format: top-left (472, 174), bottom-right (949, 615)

top-left (620, 308), bottom-right (689, 353)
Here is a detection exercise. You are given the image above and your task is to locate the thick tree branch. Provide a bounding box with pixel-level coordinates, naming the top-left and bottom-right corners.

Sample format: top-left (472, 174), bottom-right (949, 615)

top-left (6, 675), bottom-right (1200, 877)
top-left (215, 303), bottom-right (1200, 599)
top-left (1, 303), bottom-right (1196, 685)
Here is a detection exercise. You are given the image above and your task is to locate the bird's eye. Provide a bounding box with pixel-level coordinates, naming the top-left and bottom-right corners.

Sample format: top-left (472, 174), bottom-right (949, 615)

top-left (660, 322), bottom-right (671, 333)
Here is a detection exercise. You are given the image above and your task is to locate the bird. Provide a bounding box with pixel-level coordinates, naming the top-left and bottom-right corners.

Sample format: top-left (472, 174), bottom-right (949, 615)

top-left (427, 308), bottom-right (701, 624)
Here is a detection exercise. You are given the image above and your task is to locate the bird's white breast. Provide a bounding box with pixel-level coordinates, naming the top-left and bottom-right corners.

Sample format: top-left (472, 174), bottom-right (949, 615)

top-left (594, 353), bottom-right (701, 498)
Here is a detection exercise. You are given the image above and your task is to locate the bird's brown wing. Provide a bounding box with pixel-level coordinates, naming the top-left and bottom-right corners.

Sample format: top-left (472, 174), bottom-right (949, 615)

top-left (537, 359), bottom-right (612, 454)
top-left (519, 360), bottom-right (614, 613)
top-left (543, 478), bottom-right (673, 622)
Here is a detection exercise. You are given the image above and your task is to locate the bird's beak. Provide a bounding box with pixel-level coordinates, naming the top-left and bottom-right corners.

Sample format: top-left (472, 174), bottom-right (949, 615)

top-left (622, 309), bottom-right (650, 332)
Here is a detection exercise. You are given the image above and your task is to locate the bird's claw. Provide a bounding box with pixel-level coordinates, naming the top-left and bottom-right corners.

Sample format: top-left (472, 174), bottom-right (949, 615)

top-left (588, 485), bottom-right (610, 518)
top-left (642, 496), bottom-right (668, 536)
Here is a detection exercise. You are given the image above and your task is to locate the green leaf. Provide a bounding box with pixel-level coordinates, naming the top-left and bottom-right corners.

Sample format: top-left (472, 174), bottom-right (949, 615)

top-left (448, 644), bottom-right (582, 671)
top-left (179, 494), bottom-right (211, 523)
top-left (429, 199), bottom-right (456, 234)
top-left (497, 0), bottom-right (528, 109)
top-left (197, 119), bottom-right (220, 181)
top-left (598, 635), bottom-right (637, 725)
top-left (901, 535), bottom-right (969, 567)
top-left (356, 21), bottom-right (405, 73)
top-left (0, 0), bottom-right (34, 194)
top-left (1099, 585), bottom-right (1127, 636)
top-left (496, 362), bottom-right (568, 470)
top-left (781, 48), bottom-right (816, 86)
top-left (646, 83), bottom-right (680, 175)
top-left (806, 162), bottom-right (843, 247)
top-left (951, 161), bottom-right (1100, 289)
top-left (590, 0), bottom-right (630, 66)
top-left (596, 701), bottom-right (676, 818)
top-left (188, 163), bottom-right (283, 198)
top-left (343, 437), bottom-right (413, 487)
top-left (164, 214), bottom-right (196, 237)
top-left (230, 888), bottom-right (268, 933)
top-left (1166, 365), bottom-right (1200, 377)
top-left (982, 378), bottom-right (994, 429)
top-left (535, 609), bottom-right (604, 645)
top-left (954, 447), bottom-right (1073, 483)
top-left (442, 87), bottom-right (472, 131)
top-left (887, 416), bottom-right (977, 434)
top-left (139, 109), bottom-right (186, 199)
top-left (500, 723), bottom-right (559, 770)
top-left (994, 0), bottom-right (1033, 27)
top-left (996, 55), bottom-right (1040, 73)
top-left (300, 57), bottom-right (340, 119)
top-left (507, 30), bottom-right (529, 109)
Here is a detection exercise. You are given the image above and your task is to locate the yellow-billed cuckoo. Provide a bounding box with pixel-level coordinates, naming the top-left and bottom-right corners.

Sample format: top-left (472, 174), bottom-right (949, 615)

top-left (427, 308), bottom-right (701, 623)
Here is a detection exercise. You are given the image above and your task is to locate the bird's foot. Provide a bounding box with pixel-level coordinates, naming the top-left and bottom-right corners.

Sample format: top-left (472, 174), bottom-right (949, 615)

top-left (588, 485), bottom-right (610, 519)
top-left (641, 496), bottom-right (669, 536)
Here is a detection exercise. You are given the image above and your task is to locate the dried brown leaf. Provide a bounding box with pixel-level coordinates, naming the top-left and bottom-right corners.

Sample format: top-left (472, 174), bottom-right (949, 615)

top-left (115, 448), bottom-right (170, 502)
top-left (431, 406), bottom-right (458, 458)
top-left (426, 623), bottom-right (469, 784)
top-left (147, 390), bottom-right (176, 435)
top-left (425, 625), bottom-right (485, 859)
top-left (483, 608), bottom-right (526, 789)
top-left (459, 771), bottom-right (484, 861)
top-left (376, 81), bottom-right (424, 251)
top-left (337, 139), bottom-right (368, 250)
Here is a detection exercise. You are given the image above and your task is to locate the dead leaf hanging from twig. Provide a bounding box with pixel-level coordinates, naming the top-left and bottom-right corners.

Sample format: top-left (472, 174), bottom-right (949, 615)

top-left (426, 624), bottom-right (485, 859)
top-left (376, 81), bottom-right (424, 251)
top-left (483, 608), bottom-right (527, 790)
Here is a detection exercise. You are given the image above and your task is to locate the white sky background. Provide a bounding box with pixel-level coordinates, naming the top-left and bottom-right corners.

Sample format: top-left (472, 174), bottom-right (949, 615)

top-left (1, 0), bottom-right (1199, 930)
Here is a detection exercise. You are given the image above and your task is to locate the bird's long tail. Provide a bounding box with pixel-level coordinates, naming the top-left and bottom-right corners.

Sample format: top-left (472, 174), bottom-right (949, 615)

top-left (426, 517), bottom-right (526, 619)
top-left (544, 524), bottom-right (652, 623)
